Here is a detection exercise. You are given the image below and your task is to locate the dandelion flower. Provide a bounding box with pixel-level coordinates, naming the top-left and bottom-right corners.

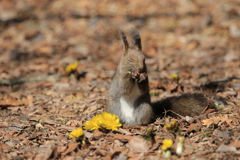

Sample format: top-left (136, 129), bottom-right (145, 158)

top-left (171, 73), bottom-right (179, 82)
top-left (84, 114), bottom-right (102, 130)
top-left (83, 112), bottom-right (122, 131)
top-left (162, 139), bottom-right (173, 151)
top-left (100, 112), bottom-right (122, 130)
top-left (69, 127), bottom-right (84, 139)
top-left (164, 120), bottom-right (179, 133)
top-left (83, 120), bottom-right (99, 130)
top-left (179, 136), bottom-right (184, 144)
top-left (66, 61), bottom-right (79, 73)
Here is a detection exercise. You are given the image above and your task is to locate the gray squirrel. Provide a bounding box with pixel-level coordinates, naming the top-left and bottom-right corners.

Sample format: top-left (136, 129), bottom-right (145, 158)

top-left (107, 29), bottom-right (215, 125)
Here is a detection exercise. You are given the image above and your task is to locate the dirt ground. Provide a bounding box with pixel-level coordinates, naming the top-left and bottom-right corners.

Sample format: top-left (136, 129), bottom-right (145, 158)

top-left (0, 0), bottom-right (240, 159)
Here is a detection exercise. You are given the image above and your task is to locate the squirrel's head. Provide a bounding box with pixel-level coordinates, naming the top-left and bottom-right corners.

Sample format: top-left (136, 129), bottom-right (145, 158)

top-left (119, 29), bottom-right (146, 74)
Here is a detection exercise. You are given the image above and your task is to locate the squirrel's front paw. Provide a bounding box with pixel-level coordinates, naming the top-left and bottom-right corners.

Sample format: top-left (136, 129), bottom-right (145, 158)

top-left (131, 71), bottom-right (138, 79)
top-left (131, 71), bottom-right (147, 82)
top-left (138, 72), bottom-right (147, 83)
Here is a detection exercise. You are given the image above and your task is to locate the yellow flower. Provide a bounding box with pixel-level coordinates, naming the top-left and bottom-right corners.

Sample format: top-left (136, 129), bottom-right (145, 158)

top-left (69, 127), bottom-right (84, 139)
top-left (84, 114), bottom-right (102, 130)
top-left (83, 112), bottom-right (122, 131)
top-left (100, 112), bottom-right (122, 130)
top-left (164, 120), bottom-right (178, 131)
top-left (162, 139), bottom-right (173, 151)
top-left (171, 73), bottom-right (179, 83)
top-left (179, 136), bottom-right (184, 144)
top-left (83, 120), bottom-right (98, 130)
top-left (66, 61), bottom-right (79, 73)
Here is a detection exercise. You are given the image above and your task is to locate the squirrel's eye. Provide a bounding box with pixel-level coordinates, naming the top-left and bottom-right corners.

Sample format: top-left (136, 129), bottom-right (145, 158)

top-left (127, 59), bottom-right (132, 62)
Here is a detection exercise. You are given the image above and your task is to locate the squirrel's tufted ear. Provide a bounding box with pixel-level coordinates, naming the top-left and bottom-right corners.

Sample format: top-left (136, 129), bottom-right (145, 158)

top-left (130, 29), bottom-right (142, 51)
top-left (119, 29), bottom-right (129, 54)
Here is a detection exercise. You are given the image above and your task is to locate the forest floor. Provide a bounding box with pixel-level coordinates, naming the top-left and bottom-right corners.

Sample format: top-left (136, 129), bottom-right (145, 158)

top-left (0, 0), bottom-right (240, 159)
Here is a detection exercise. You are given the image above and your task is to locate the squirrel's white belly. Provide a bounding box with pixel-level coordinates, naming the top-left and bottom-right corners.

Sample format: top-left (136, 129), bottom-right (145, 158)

top-left (120, 80), bottom-right (141, 124)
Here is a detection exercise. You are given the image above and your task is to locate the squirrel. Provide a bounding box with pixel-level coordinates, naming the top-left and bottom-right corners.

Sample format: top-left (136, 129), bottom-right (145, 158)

top-left (107, 29), bottom-right (215, 125)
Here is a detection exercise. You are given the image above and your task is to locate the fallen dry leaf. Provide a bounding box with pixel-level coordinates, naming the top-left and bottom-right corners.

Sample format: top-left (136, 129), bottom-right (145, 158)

top-left (212, 129), bottom-right (230, 138)
top-left (201, 116), bottom-right (222, 128)
top-left (186, 122), bottom-right (202, 133)
top-left (216, 144), bottom-right (237, 152)
top-left (0, 96), bottom-right (29, 107)
top-left (91, 129), bottom-right (104, 140)
top-left (35, 144), bottom-right (56, 160)
top-left (229, 140), bottom-right (240, 149)
top-left (63, 143), bottom-right (79, 156)
top-left (127, 136), bottom-right (149, 153)
top-left (114, 133), bottom-right (133, 142)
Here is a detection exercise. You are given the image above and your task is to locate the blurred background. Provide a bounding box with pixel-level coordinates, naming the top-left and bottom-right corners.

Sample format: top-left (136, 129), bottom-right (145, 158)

top-left (0, 0), bottom-right (239, 94)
